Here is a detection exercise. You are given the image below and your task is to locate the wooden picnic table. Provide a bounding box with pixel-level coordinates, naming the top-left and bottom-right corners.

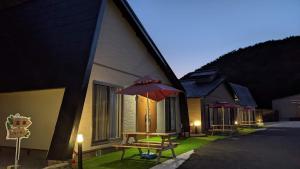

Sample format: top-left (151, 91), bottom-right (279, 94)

top-left (209, 124), bottom-right (237, 135)
top-left (112, 132), bottom-right (178, 162)
top-left (239, 121), bottom-right (257, 127)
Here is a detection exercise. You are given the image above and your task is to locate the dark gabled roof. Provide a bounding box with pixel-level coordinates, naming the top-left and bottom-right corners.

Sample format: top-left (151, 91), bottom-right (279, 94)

top-left (181, 77), bottom-right (225, 98)
top-left (230, 83), bottom-right (257, 107)
top-left (181, 69), bottom-right (219, 81)
top-left (183, 69), bottom-right (219, 84)
top-left (190, 70), bottom-right (218, 78)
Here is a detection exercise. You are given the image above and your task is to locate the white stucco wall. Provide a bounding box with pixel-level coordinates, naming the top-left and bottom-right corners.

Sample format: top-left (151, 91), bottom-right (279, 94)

top-left (77, 0), bottom-right (178, 152)
top-left (0, 89), bottom-right (64, 150)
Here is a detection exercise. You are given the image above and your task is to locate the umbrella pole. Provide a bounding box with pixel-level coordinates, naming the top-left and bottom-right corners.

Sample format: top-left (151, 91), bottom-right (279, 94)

top-left (229, 108), bottom-right (231, 125)
top-left (146, 92), bottom-right (150, 133)
top-left (222, 107), bottom-right (225, 132)
top-left (248, 109), bottom-right (251, 125)
top-left (146, 92), bottom-right (150, 154)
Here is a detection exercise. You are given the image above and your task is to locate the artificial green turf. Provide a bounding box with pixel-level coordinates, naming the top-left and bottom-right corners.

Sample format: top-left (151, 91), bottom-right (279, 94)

top-left (237, 127), bottom-right (258, 135)
top-left (83, 135), bottom-right (225, 169)
top-left (83, 127), bottom-right (260, 169)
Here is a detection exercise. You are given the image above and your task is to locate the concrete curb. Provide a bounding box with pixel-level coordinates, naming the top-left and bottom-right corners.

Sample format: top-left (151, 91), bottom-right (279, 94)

top-left (150, 150), bottom-right (194, 169)
top-left (254, 128), bottom-right (267, 131)
top-left (42, 162), bottom-right (70, 169)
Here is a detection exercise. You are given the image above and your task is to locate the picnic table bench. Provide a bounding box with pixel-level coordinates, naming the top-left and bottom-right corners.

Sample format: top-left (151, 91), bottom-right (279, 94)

top-left (209, 124), bottom-right (237, 135)
top-left (239, 121), bottom-right (258, 127)
top-left (112, 132), bottom-right (178, 162)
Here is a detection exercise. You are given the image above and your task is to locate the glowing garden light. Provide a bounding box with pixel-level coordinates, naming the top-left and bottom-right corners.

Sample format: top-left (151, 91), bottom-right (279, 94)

top-left (77, 134), bottom-right (84, 169)
top-left (77, 134), bottom-right (84, 143)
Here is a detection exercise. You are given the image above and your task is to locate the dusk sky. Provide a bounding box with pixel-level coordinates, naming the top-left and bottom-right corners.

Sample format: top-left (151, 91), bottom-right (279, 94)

top-left (128, 0), bottom-right (300, 78)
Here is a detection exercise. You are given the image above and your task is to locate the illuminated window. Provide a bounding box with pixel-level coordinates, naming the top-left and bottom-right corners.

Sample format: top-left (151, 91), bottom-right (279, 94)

top-left (92, 82), bottom-right (122, 145)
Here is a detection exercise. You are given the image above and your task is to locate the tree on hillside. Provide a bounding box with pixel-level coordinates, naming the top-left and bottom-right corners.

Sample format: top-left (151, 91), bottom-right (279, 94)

top-left (182, 36), bottom-right (300, 108)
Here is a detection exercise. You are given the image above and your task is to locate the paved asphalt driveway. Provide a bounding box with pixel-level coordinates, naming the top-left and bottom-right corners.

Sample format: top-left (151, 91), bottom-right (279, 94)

top-left (178, 123), bottom-right (300, 169)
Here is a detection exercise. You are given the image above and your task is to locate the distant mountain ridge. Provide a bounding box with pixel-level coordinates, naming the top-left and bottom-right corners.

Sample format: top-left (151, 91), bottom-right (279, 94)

top-left (182, 36), bottom-right (300, 108)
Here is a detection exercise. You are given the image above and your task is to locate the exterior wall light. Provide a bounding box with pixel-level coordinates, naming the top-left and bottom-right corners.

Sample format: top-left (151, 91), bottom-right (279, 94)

top-left (194, 120), bottom-right (201, 134)
top-left (194, 120), bottom-right (201, 127)
top-left (234, 121), bottom-right (238, 125)
top-left (257, 119), bottom-right (264, 127)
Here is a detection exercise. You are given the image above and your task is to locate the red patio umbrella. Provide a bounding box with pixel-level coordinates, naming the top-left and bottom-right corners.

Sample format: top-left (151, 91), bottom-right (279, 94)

top-left (117, 75), bottom-right (181, 157)
top-left (117, 75), bottom-right (181, 132)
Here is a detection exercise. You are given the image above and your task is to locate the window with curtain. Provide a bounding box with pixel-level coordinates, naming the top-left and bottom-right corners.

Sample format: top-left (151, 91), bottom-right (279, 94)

top-left (92, 82), bottom-right (122, 145)
top-left (211, 108), bottom-right (222, 125)
top-left (165, 97), bottom-right (177, 132)
top-left (208, 106), bottom-right (213, 126)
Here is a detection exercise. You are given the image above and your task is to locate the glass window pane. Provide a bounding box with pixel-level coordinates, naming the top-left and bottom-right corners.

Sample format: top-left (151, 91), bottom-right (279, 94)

top-left (165, 98), bottom-right (171, 131)
top-left (92, 83), bottom-right (122, 144)
top-left (165, 97), bottom-right (176, 132)
top-left (170, 97), bottom-right (176, 131)
top-left (109, 87), bottom-right (121, 139)
top-left (93, 84), bottom-right (109, 143)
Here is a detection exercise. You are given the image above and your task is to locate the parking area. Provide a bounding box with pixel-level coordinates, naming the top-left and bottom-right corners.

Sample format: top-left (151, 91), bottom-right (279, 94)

top-left (265, 121), bottom-right (300, 128)
top-left (179, 122), bottom-right (300, 169)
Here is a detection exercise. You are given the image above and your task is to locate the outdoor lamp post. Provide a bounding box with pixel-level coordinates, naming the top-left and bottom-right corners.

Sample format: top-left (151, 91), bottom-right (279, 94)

top-left (257, 119), bottom-right (264, 127)
top-left (194, 120), bottom-right (201, 134)
top-left (77, 134), bottom-right (84, 169)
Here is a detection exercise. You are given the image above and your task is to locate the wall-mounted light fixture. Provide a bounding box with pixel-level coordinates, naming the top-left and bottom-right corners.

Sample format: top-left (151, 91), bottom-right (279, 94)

top-left (257, 119), bottom-right (264, 127)
top-left (194, 120), bottom-right (201, 134)
top-left (234, 121), bottom-right (238, 125)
